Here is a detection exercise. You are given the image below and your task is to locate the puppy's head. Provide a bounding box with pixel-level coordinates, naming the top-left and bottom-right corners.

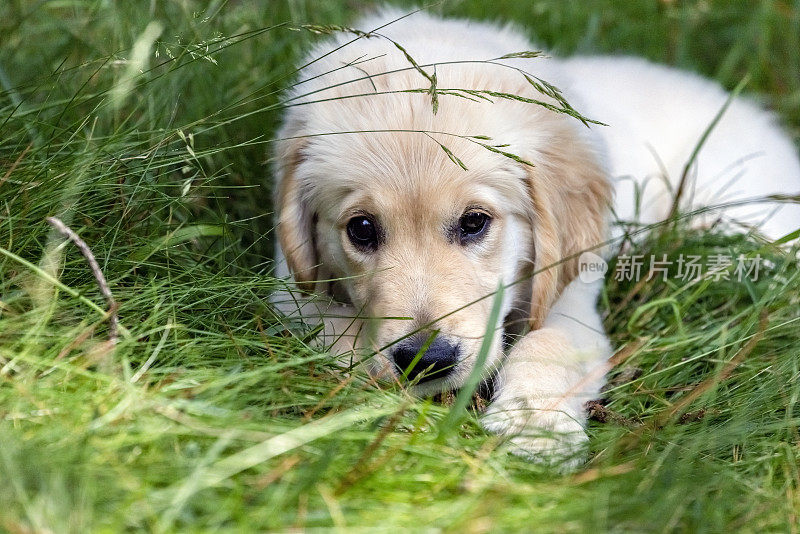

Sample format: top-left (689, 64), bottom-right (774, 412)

top-left (275, 56), bottom-right (610, 393)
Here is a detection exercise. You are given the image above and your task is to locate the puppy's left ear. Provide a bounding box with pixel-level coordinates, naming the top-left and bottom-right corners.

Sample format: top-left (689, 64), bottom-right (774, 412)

top-left (526, 129), bottom-right (611, 329)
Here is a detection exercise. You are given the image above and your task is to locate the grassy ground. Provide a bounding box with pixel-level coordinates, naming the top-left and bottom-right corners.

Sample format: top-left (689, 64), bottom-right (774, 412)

top-left (1, 0), bottom-right (799, 531)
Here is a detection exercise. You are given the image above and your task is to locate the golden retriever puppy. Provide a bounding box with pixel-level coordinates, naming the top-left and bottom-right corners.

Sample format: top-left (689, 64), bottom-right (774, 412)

top-left (273, 9), bottom-right (800, 464)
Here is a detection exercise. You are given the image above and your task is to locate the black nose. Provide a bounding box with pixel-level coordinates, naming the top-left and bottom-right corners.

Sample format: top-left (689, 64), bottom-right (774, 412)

top-left (391, 336), bottom-right (460, 383)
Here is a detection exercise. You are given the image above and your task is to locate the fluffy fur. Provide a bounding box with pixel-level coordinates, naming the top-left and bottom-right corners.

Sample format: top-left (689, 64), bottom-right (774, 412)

top-left (273, 9), bottom-right (800, 465)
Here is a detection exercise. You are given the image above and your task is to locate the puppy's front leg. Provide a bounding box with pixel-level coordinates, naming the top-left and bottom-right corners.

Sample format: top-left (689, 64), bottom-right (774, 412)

top-left (482, 279), bottom-right (612, 467)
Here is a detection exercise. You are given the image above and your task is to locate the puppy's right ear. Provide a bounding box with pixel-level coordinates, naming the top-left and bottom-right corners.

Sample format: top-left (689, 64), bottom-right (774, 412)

top-left (275, 136), bottom-right (317, 291)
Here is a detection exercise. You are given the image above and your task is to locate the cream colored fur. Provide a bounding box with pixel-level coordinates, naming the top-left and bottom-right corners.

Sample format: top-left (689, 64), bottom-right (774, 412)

top-left (272, 9), bottom-right (800, 466)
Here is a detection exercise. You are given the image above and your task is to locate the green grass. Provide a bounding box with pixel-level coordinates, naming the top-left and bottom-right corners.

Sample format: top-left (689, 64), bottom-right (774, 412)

top-left (1, 0), bottom-right (799, 531)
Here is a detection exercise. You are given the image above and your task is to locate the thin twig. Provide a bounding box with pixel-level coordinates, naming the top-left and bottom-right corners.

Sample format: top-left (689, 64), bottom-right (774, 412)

top-left (46, 216), bottom-right (119, 344)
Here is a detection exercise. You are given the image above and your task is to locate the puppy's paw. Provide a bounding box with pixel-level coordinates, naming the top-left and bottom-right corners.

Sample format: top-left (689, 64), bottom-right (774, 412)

top-left (479, 326), bottom-right (608, 470)
top-left (482, 394), bottom-right (588, 471)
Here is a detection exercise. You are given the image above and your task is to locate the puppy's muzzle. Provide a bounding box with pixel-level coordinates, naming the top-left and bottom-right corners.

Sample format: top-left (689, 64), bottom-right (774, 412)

top-left (391, 335), bottom-right (460, 383)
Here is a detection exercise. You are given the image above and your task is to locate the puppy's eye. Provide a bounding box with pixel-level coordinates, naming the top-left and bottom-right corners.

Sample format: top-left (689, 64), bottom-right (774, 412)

top-left (459, 211), bottom-right (490, 243)
top-left (346, 216), bottom-right (379, 251)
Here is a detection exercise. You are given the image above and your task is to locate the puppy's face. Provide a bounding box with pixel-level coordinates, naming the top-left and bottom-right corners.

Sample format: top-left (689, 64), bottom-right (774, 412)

top-left (305, 138), bottom-right (534, 392)
top-left (277, 66), bottom-right (610, 394)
